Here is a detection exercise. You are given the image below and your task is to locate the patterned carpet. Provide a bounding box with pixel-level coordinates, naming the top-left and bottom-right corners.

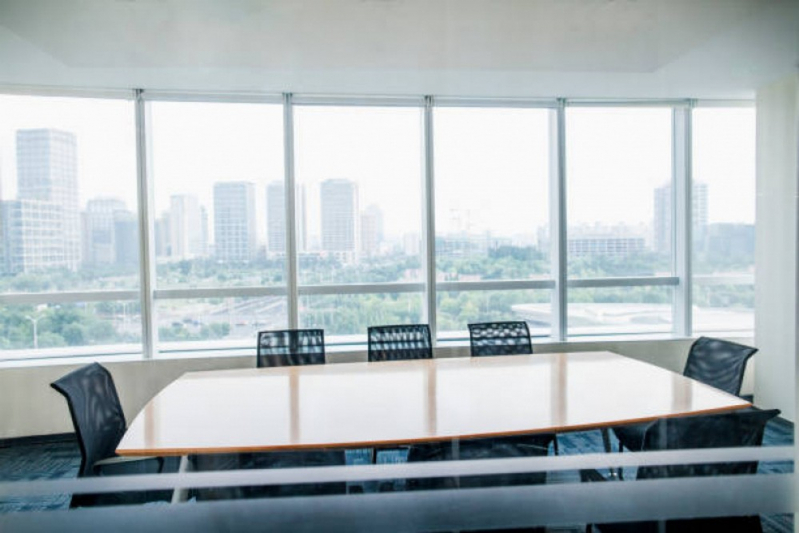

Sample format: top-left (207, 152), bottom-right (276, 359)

top-left (0, 418), bottom-right (793, 531)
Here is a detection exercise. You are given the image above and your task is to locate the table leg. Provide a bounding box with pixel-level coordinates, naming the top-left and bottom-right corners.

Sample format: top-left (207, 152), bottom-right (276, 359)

top-left (171, 455), bottom-right (191, 504)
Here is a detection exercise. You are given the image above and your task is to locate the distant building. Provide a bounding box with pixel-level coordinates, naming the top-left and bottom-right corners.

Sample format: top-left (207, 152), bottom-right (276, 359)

top-left (567, 223), bottom-right (647, 258)
top-left (214, 181), bottom-right (256, 262)
top-left (1, 199), bottom-right (65, 273)
top-left (169, 194), bottom-right (206, 259)
top-left (113, 210), bottom-right (139, 265)
top-left (154, 214), bottom-right (171, 257)
top-left (360, 204), bottom-right (384, 257)
top-left (267, 181), bottom-right (307, 255)
top-left (321, 178), bottom-right (358, 262)
top-left (653, 181), bottom-right (708, 255)
top-left (83, 197), bottom-right (126, 265)
top-left (16, 128), bottom-right (80, 270)
top-left (706, 223), bottom-right (755, 260)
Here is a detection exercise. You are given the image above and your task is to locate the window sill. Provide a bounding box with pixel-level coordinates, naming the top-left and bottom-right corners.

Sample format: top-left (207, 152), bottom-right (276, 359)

top-left (0, 330), bottom-right (754, 370)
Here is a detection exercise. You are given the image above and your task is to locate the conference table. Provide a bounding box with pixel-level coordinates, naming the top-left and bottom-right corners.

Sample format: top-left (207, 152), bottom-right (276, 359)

top-left (117, 351), bottom-right (750, 459)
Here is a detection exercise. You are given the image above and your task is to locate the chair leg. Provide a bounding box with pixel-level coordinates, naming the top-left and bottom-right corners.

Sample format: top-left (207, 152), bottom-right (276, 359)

top-left (552, 435), bottom-right (560, 456)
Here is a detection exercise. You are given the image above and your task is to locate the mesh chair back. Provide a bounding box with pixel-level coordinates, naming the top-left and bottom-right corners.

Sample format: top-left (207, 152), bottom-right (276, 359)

top-left (257, 329), bottom-right (326, 367)
top-left (638, 407), bottom-right (780, 480)
top-left (368, 324), bottom-right (433, 362)
top-left (683, 336), bottom-right (757, 396)
top-left (468, 321), bottom-right (532, 357)
top-left (50, 363), bottom-right (127, 478)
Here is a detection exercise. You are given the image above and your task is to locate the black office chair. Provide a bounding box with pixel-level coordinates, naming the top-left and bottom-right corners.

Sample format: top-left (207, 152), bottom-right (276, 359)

top-left (199, 328), bottom-right (343, 500)
top-left (583, 407), bottom-right (779, 532)
top-left (257, 328), bottom-right (326, 367)
top-left (609, 337), bottom-right (758, 455)
top-left (368, 324), bottom-right (433, 362)
top-left (468, 321), bottom-right (533, 357)
top-left (468, 321), bottom-right (558, 456)
top-left (407, 436), bottom-right (550, 491)
top-left (51, 363), bottom-right (166, 507)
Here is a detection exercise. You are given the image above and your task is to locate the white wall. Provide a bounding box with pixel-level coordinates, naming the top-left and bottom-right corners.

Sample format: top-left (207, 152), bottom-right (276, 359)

top-left (754, 73), bottom-right (799, 422)
top-left (0, 338), bottom-right (754, 440)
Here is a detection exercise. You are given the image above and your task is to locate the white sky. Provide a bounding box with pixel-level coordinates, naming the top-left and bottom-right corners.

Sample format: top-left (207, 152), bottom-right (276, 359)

top-left (0, 95), bottom-right (756, 247)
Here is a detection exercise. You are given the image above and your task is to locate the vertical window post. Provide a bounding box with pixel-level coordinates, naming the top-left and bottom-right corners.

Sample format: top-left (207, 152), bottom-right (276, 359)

top-left (551, 99), bottom-right (568, 341)
top-left (673, 103), bottom-right (692, 337)
top-left (423, 96), bottom-right (438, 345)
top-left (283, 93), bottom-right (299, 329)
top-left (135, 89), bottom-right (158, 359)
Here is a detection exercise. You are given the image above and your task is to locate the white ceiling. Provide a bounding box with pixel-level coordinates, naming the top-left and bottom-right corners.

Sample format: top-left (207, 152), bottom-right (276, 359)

top-left (0, 0), bottom-right (797, 98)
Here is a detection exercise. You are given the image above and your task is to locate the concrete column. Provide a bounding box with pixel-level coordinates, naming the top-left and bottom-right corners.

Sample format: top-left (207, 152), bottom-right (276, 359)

top-left (754, 73), bottom-right (799, 421)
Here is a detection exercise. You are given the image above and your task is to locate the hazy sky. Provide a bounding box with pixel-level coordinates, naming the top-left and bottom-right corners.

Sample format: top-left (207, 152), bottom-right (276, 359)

top-left (0, 95), bottom-right (755, 247)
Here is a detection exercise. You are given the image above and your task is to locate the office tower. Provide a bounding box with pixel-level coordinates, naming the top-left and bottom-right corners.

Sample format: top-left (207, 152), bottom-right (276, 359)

top-left (1, 199), bottom-right (65, 273)
top-left (199, 206), bottom-right (209, 257)
top-left (16, 129), bottom-right (80, 270)
top-left (154, 214), bottom-right (171, 257)
top-left (267, 181), bottom-right (307, 255)
top-left (84, 197), bottom-right (126, 265)
top-left (360, 204), bottom-right (383, 257)
top-left (214, 181), bottom-right (256, 262)
top-left (169, 194), bottom-right (205, 259)
top-left (320, 178), bottom-right (358, 262)
top-left (653, 182), bottom-right (709, 255)
top-left (113, 210), bottom-right (139, 266)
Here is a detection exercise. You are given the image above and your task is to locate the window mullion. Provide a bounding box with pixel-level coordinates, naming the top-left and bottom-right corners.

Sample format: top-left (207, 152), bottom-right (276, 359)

top-left (135, 89), bottom-right (158, 359)
top-left (673, 105), bottom-right (692, 337)
top-left (423, 96), bottom-right (438, 345)
top-left (283, 93), bottom-right (299, 329)
top-left (551, 100), bottom-right (568, 342)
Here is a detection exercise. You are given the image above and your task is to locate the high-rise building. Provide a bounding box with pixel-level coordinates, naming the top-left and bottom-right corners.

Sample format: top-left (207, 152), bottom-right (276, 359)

top-left (169, 194), bottom-right (205, 259)
top-left (16, 128), bottom-right (80, 270)
top-left (83, 197), bottom-right (126, 265)
top-left (266, 181), bottom-right (306, 255)
top-left (654, 181), bottom-right (709, 255)
top-left (113, 210), bottom-right (139, 266)
top-left (214, 181), bottom-right (256, 262)
top-left (320, 178), bottom-right (358, 262)
top-left (1, 199), bottom-right (65, 273)
top-left (360, 204), bottom-right (384, 257)
top-left (154, 214), bottom-right (171, 258)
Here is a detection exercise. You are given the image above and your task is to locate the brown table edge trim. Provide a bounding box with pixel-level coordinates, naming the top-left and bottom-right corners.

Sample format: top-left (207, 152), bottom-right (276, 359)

top-left (117, 401), bottom-right (751, 457)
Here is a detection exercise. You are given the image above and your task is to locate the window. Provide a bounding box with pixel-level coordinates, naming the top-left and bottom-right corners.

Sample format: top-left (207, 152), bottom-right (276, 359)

top-left (0, 93), bottom-right (759, 362)
top-left (0, 94), bottom-right (140, 359)
top-left (293, 105), bottom-right (425, 340)
top-left (148, 100), bottom-right (287, 354)
top-left (433, 106), bottom-right (553, 337)
top-left (691, 107), bottom-right (755, 333)
top-left (565, 107), bottom-right (675, 336)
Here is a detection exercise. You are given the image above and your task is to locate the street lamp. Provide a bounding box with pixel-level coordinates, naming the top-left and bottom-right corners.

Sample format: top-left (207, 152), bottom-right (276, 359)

top-left (24, 315), bottom-right (42, 350)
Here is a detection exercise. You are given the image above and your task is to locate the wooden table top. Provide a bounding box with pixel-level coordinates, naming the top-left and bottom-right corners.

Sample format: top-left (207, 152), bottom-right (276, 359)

top-left (117, 351), bottom-right (751, 457)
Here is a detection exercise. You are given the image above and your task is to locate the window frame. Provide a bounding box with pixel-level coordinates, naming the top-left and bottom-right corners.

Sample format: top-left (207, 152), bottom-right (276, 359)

top-left (0, 88), bottom-right (756, 362)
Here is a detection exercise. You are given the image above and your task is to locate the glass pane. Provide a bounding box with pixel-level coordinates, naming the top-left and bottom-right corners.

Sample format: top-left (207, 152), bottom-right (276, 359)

top-left (693, 284), bottom-right (754, 332)
top-left (568, 286), bottom-right (673, 336)
top-left (0, 95), bottom-right (139, 291)
top-left (0, 301), bottom-right (141, 361)
top-left (434, 107), bottom-right (551, 280)
top-left (437, 289), bottom-right (551, 339)
top-left (155, 296), bottom-right (287, 355)
top-left (149, 101), bottom-right (285, 288)
top-left (294, 106), bottom-right (424, 284)
top-left (692, 107), bottom-right (755, 332)
top-left (566, 107), bottom-right (673, 278)
top-left (299, 293), bottom-right (424, 341)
